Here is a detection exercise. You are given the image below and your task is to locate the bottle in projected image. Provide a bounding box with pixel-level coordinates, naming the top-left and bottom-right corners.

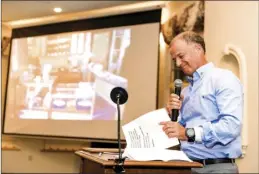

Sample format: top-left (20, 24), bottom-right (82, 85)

top-left (42, 64), bottom-right (52, 82)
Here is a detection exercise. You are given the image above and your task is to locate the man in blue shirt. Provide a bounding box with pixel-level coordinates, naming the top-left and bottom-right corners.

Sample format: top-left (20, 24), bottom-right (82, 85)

top-left (160, 31), bottom-right (243, 173)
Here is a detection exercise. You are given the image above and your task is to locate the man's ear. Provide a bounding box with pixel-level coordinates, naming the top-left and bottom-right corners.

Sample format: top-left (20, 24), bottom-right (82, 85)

top-left (194, 44), bottom-right (203, 54)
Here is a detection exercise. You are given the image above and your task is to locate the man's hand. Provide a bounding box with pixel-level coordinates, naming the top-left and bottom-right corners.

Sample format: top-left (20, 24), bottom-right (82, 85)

top-left (159, 121), bottom-right (187, 141)
top-left (166, 94), bottom-right (184, 115)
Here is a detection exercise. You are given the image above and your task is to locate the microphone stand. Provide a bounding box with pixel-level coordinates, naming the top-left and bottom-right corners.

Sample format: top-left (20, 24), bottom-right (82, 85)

top-left (113, 94), bottom-right (125, 174)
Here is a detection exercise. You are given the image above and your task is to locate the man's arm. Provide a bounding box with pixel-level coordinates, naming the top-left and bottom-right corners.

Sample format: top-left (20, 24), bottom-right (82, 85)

top-left (197, 72), bottom-right (243, 147)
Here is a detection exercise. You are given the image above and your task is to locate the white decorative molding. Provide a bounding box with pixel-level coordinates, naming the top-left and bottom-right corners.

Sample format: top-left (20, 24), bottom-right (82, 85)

top-left (223, 44), bottom-right (248, 158)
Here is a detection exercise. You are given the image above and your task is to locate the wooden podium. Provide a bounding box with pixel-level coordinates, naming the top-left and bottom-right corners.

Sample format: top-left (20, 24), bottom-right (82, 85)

top-left (75, 148), bottom-right (202, 174)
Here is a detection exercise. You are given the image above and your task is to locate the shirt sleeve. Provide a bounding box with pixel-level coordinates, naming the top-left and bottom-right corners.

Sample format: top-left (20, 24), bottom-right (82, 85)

top-left (201, 71), bottom-right (243, 148)
top-left (178, 114), bottom-right (186, 127)
top-left (194, 126), bottom-right (203, 142)
top-left (178, 87), bottom-right (188, 127)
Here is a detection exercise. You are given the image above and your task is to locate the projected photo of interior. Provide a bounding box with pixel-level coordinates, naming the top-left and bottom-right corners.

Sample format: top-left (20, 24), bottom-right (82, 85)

top-left (4, 13), bottom-right (160, 139)
top-left (8, 29), bottom-right (130, 121)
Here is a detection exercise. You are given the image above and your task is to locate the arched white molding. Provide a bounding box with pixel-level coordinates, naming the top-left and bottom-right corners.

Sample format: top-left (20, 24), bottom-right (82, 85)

top-left (223, 44), bottom-right (248, 158)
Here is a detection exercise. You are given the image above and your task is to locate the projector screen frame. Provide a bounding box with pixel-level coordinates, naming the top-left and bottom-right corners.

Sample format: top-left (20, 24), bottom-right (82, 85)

top-left (2, 9), bottom-right (162, 142)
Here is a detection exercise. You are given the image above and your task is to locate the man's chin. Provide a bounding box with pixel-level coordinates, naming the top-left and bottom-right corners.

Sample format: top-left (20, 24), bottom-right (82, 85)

top-left (182, 70), bottom-right (191, 76)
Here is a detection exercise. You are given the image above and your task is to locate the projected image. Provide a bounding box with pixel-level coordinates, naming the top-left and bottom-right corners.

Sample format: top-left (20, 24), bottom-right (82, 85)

top-left (8, 29), bottom-right (130, 120)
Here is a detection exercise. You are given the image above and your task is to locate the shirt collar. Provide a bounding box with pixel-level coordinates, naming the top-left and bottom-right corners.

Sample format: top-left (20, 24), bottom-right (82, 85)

top-left (196, 62), bottom-right (214, 76)
top-left (186, 62), bottom-right (214, 84)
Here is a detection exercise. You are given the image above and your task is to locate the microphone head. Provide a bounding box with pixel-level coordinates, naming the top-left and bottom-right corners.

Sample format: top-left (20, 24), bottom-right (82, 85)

top-left (174, 79), bottom-right (183, 88)
top-left (110, 87), bottom-right (128, 105)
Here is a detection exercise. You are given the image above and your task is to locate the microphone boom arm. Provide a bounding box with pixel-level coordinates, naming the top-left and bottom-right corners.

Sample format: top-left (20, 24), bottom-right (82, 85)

top-left (110, 87), bottom-right (128, 174)
top-left (116, 94), bottom-right (123, 163)
top-left (113, 93), bottom-right (126, 173)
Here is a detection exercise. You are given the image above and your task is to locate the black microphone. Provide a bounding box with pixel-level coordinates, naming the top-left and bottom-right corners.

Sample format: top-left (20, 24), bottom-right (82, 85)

top-left (171, 79), bottom-right (183, 121)
top-left (110, 87), bottom-right (128, 174)
top-left (110, 87), bottom-right (128, 105)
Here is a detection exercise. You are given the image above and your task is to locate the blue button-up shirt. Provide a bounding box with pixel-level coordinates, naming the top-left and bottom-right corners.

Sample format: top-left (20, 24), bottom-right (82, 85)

top-left (179, 62), bottom-right (243, 159)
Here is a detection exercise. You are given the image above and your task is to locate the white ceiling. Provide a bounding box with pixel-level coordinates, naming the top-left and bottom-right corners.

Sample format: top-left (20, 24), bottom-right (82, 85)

top-left (2, 1), bottom-right (141, 22)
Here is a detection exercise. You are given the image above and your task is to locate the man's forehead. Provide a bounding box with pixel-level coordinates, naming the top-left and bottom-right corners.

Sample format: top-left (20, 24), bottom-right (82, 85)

top-left (170, 39), bottom-right (184, 54)
top-left (170, 38), bottom-right (186, 47)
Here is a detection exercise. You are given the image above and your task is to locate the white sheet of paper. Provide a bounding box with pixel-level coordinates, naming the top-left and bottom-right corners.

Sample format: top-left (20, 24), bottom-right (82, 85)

top-left (122, 108), bottom-right (179, 149)
top-left (123, 148), bottom-right (192, 162)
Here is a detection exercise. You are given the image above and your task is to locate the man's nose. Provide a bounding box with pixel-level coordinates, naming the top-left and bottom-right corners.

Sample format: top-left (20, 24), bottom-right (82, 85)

top-left (176, 58), bottom-right (181, 67)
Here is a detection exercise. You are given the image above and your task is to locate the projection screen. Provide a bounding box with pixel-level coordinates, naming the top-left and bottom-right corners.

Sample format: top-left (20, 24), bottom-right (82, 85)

top-left (3, 10), bottom-right (161, 141)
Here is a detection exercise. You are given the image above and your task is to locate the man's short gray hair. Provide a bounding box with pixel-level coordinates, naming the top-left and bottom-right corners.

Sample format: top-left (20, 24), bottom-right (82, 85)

top-left (170, 31), bottom-right (206, 53)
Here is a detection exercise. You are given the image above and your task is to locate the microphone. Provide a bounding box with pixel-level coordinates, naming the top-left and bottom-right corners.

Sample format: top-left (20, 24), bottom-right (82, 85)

top-left (110, 87), bottom-right (128, 105)
top-left (171, 79), bottom-right (183, 122)
top-left (110, 87), bottom-right (128, 174)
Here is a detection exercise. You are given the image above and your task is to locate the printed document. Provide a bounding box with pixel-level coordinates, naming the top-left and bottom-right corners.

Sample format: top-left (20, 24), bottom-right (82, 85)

top-left (122, 108), bottom-right (179, 149)
top-left (122, 108), bottom-right (192, 162)
top-left (123, 148), bottom-right (192, 162)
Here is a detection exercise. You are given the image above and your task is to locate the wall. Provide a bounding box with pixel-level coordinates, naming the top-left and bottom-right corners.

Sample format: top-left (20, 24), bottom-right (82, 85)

top-left (1, 1), bottom-right (258, 173)
top-left (1, 24), bottom-right (11, 112)
top-left (2, 138), bottom-right (81, 173)
top-left (204, 1), bottom-right (258, 173)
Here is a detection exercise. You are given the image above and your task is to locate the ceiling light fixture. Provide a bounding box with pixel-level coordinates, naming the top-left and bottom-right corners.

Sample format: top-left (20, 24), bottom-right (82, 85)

top-left (53, 7), bottom-right (62, 13)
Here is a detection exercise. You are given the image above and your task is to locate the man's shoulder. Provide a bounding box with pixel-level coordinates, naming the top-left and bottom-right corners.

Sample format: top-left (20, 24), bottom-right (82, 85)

top-left (210, 67), bottom-right (242, 89)
top-left (211, 67), bottom-right (240, 81)
top-left (212, 66), bottom-right (233, 74)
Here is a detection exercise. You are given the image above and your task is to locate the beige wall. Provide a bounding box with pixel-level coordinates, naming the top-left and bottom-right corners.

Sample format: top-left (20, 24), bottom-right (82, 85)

top-left (204, 1), bottom-right (258, 173)
top-left (1, 1), bottom-right (259, 173)
top-left (2, 138), bottom-right (81, 173)
top-left (1, 25), bottom-right (11, 112)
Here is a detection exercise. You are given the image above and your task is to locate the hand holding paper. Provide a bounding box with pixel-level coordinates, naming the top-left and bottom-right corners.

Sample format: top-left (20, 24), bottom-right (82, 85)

top-left (159, 121), bottom-right (188, 141)
top-left (122, 108), bottom-right (179, 149)
top-left (122, 108), bottom-right (192, 162)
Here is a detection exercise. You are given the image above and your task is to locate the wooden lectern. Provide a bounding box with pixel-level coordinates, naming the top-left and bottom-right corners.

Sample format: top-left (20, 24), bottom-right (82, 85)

top-left (75, 148), bottom-right (202, 174)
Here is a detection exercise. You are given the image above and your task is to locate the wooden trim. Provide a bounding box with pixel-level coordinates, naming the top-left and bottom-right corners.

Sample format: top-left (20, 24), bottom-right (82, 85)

top-left (75, 150), bottom-right (203, 168)
top-left (1, 146), bottom-right (21, 151)
top-left (82, 147), bottom-right (124, 153)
